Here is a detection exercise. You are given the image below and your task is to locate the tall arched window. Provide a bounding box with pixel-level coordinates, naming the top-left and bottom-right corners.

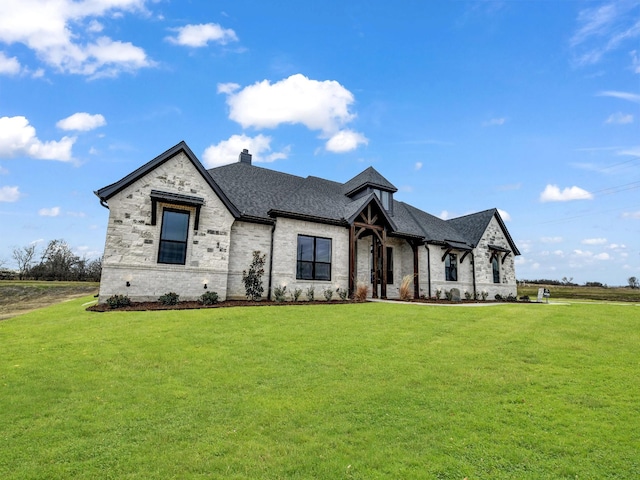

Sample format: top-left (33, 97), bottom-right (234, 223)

top-left (492, 256), bottom-right (500, 283)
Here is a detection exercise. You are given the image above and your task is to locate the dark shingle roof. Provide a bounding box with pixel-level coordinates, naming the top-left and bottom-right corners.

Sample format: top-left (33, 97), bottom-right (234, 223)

top-left (97, 141), bottom-right (517, 254)
top-left (343, 166), bottom-right (398, 195)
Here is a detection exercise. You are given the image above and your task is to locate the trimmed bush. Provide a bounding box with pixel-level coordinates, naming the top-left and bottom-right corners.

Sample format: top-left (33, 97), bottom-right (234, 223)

top-left (159, 292), bottom-right (180, 305)
top-left (292, 288), bottom-right (302, 302)
top-left (273, 285), bottom-right (287, 303)
top-left (199, 291), bottom-right (219, 305)
top-left (336, 287), bottom-right (348, 301)
top-left (323, 288), bottom-right (333, 301)
top-left (105, 294), bottom-right (131, 309)
top-left (306, 286), bottom-right (315, 302)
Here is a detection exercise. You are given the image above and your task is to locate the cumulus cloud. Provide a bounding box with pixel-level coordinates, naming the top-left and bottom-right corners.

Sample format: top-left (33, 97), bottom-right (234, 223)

top-left (218, 74), bottom-right (367, 153)
top-left (582, 237), bottom-right (607, 245)
top-left (605, 112), bottom-right (633, 124)
top-left (202, 134), bottom-right (290, 167)
top-left (0, 51), bottom-right (21, 75)
top-left (541, 236), bottom-right (563, 244)
top-left (539, 184), bottom-right (593, 202)
top-left (594, 252), bottom-right (611, 260)
top-left (0, 185), bottom-right (20, 202)
top-left (57, 112), bottom-right (106, 131)
top-left (325, 130), bottom-right (368, 153)
top-left (38, 206), bottom-right (60, 217)
top-left (439, 210), bottom-right (451, 220)
top-left (482, 117), bottom-right (506, 127)
top-left (497, 209), bottom-right (511, 221)
top-left (0, 116), bottom-right (75, 161)
top-left (166, 23), bottom-right (238, 47)
top-left (0, 0), bottom-right (154, 77)
top-left (414, 162), bottom-right (423, 171)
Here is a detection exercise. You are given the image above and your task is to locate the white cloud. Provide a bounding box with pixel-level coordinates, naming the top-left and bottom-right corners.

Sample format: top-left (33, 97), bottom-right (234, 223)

top-left (482, 117), bottom-right (506, 127)
top-left (553, 250), bottom-right (565, 257)
top-left (439, 210), bottom-right (450, 220)
top-left (0, 165), bottom-right (8, 175)
top-left (598, 91), bottom-right (640, 104)
top-left (57, 112), bottom-right (106, 131)
top-left (202, 134), bottom-right (290, 167)
top-left (582, 238), bottom-right (607, 245)
top-left (594, 252), bottom-right (610, 260)
top-left (0, 0), bottom-right (153, 77)
top-left (0, 51), bottom-right (21, 75)
top-left (540, 184), bottom-right (593, 202)
top-left (622, 210), bottom-right (640, 219)
top-left (605, 112), bottom-right (633, 124)
top-left (541, 236), bottom-right (563, 244)
top-left (497, 209), bottom-right (511, 221)
top-left (414, 162), bottom-right (423, 171)
top-left (632, 50), bottom-right (640, 73)
top-left (325, 130), bottom-right (368, 153)
top-left (166, 23), bottom-right (238, 47)
top-left (0, 185), bottom-right (20, 202)
top-left (38, 206), bottom-right (60, 217)
top-left (219, 74), bottom-right (367, 152)
top-left (0, 116), bottom-right (75, 161)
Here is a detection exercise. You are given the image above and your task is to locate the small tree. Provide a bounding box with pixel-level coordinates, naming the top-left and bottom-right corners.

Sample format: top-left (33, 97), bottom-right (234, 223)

top-left (12, 243), bottom-right (38, 280)
top-left (242, 251), bottom-right (266, 301)
top-left (629, 276), bottom-right (639, 289)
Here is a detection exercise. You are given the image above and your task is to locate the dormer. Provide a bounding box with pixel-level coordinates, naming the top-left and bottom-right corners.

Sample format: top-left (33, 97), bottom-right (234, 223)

top-left (343, 166), bottom-right (398, 213)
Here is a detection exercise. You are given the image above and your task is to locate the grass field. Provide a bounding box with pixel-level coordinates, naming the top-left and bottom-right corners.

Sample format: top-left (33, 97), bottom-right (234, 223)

top-left (517, 284), bottom-right (640, 303)
top-left (1, 297), bottom-right (638, 479)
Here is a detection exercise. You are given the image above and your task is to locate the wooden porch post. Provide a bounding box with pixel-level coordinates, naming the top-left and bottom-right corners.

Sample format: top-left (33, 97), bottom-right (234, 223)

top-left (381, 229), bottom-right (387, 299)
top-left (349, 224), bottom-right (355, 297)
top-left (371, 236), bottom-right (378, 298)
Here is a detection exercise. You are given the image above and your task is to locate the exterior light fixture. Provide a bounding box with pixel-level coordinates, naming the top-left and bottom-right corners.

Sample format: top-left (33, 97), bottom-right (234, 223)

top-left (126, 281), bottom-right (131, 287)
top-left (203, 283), bottom-right (208, 290)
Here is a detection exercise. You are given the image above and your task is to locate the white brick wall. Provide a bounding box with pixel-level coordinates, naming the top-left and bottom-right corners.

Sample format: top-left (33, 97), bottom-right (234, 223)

top-left (99, 152), bottom-right (235, 302)
top-left (226, 221), bottom-right (273, 300)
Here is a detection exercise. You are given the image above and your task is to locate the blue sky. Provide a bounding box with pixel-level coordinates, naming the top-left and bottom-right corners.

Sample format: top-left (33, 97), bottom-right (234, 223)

top-left (0, 0), bottom-right (638, 285)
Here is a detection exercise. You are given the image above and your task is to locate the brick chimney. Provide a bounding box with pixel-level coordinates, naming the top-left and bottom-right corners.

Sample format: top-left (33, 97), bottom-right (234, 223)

top-left (239, 149), bottom-right (252, 165)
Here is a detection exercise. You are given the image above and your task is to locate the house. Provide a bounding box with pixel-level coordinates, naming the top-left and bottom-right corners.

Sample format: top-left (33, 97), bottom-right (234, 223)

top-left (95, 141), bottom-right (519, 302)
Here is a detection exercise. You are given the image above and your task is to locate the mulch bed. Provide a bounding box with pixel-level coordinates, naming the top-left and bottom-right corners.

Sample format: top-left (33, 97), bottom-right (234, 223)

top-left (87, 299), bottom-right (357, 312)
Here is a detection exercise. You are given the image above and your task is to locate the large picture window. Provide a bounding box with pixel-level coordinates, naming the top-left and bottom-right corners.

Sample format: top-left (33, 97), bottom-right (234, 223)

top-left (296, 235), bottom-right (332, 281)
top-left (445, 253), bottom-right (457, 281)
top-left (158, 209), bottom-right (190, 265)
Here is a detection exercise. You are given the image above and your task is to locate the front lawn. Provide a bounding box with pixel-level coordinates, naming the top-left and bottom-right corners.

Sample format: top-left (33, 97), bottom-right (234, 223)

top-left (1, 299), bottom-right (638, 479)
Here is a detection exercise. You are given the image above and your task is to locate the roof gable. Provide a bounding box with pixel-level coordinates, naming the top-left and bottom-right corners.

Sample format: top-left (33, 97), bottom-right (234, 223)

top-left (95, 141), bottom-right (240, 218)
top-left (447, 209), bottom-right (520, 255)
top-left (343, 166), bottom-right (398, 196)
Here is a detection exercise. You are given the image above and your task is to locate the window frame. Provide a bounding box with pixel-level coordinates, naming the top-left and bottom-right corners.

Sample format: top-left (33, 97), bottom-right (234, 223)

top-left (445, 252), bottom-right (458, 282)
top-left (492, 256), bottom-right (500, 283)
top-left (296, 234), bottom-right (332, 281)
top-left (157, 208), bottom-right (190, 265)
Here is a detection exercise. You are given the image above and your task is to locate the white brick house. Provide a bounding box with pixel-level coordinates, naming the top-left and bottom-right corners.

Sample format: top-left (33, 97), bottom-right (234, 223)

top-left (95, 141), bottom-right (519, 302)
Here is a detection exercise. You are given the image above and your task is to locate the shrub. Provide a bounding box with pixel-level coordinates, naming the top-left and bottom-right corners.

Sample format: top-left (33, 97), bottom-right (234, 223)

top-left (399, 275), bottom-right (413, 301)
top-left (445, 289), bottom-right (452, 301)
top-left (506, 293), bottom-right (517, 302)
top-left (199, 291), bottom-right (219, 305)
top-left (323, 288), bottom-right (334, 301)
top-left (354, 283), bottom-right (368, 302)
top-left (465, 291), bottom-right (472, 300)
top-left (435, 288), bottom-right (442, 300)
top-left (336, 287), bottom-right (348, 301)
top-left (159, 292), bottom-right (180, 305)
top-left (306, 286), bottom-right (315, 302)
top-left (105, 294), bottom-right (131, 309)
top-left (481, 290), bottom-right (489, 301)
top-left (273, 285), bottom-right (287, 303)
top-left (495, 294), bottom-right (503, 302)
top-left (520, 295), bottom-right (530, 302)
top-left (292, 288), bottom-right (302, 302)
top-left (242, 251), bottom-right (266, 301)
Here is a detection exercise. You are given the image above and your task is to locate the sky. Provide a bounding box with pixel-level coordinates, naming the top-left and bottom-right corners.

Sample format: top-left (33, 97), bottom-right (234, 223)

top-left (0, 0), bottom-right (638, 286)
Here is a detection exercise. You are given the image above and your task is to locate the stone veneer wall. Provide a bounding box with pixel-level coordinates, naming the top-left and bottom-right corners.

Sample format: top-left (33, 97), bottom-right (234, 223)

top-left (225, 221), bottom-right (273, 300)
top-left (270, 217), bottom-right (349, 299)
top-left (473, 216), bottom-right (517, 298)
top-left (98, 152), bottom-right (235, 303)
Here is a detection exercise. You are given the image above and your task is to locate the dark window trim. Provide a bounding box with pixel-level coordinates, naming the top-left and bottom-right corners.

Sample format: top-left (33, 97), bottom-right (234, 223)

top-left (445, 252), bottom-right (458, 282)
top-left (150, 190), bottom-right (203, 230)
top-left (296, 234), bottom-right (332, 281)
top-left (492, 256), bottom-right (500, 283)
top-left (157, 208), bottom-right (190, 265)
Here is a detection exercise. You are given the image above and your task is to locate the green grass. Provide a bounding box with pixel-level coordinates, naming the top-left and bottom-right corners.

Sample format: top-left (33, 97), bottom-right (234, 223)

top-left (518, 284), bottom-right (640, 303)
top-left (1, 299), bottom-right (639, 479)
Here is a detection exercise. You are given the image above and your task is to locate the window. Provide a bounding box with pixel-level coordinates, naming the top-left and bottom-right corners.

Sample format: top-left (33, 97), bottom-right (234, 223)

top-left (492, 257), bottom-right (500, 283)
top-left (296, 235), bottom-right (332, 280)
top-left (372, 189), bottom-right (391, 210)
top-left (158, 209), bottom-right (190, 264)
top-left (445, 253), bottom-right (457, 281)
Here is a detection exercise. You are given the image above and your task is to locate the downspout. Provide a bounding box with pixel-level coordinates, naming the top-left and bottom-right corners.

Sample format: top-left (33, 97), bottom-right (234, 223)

top-left (471, 250), bottom-right (477, 300)
top-left (267, 223), bottom-right (276, 301)
top-left (425, 244), bottom-right (431, 299)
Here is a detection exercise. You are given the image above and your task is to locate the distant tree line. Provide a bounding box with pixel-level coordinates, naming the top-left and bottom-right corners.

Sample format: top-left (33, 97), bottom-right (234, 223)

top-left (9, 239), bottom-right (101, 282)
top-left (519, 277), bottom-right (639, 289)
